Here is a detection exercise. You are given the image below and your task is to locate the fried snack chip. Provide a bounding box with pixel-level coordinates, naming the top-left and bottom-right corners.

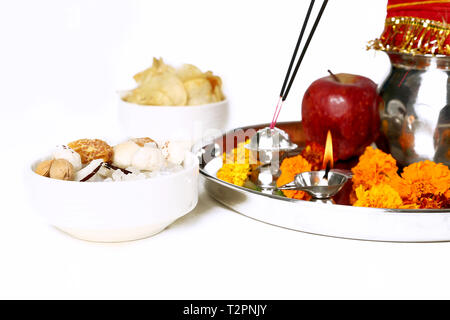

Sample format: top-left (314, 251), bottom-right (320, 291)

top-left (68, 139), bottom-right (113, 164)
top-left (206, 72), bottom-right (225, 102)
top-left (184, 78), bottom-right (213, 105)
top-left (142, 73), bottom-right (187, 106)
top-left (123, 58), bottom-right (225, 106)
top-left (133, 57), bottom-right (175, 85)
top-left (176, 64), bottom-right (203, 82)
top-left (128, 87), bottom-right (172, 106)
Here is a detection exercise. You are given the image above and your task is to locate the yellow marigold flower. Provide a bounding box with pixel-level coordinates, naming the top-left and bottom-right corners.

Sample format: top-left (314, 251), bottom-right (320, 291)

top-left (351, 146), bottom-right (399, 191)
top-left (223, 140), bottom-right (258, 165)
top-left (218, 139), bottom-right (261, 187)
top-left (217, 163), bottom-right (251, 187)
top-left (353, 184), bottom-right (403, 209)
top-left (276, 154), bottom-right (312, 200)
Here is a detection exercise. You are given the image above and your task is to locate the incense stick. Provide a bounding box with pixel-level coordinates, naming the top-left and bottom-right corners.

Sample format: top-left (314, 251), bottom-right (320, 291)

top-left (270, 0), bottom-right (329, 129)
top-left (271, 99), bottom-right (284, 129)
top-left (282, 0), bottom-right (328, 101)
top-left (270, 0), bottom-right (315, 129)
top-left (270, 97), bottom-right (282, 129)
top-left (279, 0), bottom-right (316, 99)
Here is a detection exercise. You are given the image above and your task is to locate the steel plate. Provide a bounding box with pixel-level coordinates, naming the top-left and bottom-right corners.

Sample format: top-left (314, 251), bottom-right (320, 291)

top-left (194, 121), bottom-right (450, 242)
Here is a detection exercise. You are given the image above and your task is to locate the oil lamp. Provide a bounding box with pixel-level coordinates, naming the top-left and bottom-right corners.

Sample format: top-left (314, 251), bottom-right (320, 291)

top-left (278, 131), bottom-right (351, 203)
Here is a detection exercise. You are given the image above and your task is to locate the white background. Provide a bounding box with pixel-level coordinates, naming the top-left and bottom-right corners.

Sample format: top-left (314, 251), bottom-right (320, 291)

top-left (2, 0), bottom-right (450, 299)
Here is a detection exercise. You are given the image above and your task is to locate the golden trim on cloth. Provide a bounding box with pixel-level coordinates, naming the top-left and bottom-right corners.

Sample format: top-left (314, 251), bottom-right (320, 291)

top-left (368, 16), bottom-right (450, 55)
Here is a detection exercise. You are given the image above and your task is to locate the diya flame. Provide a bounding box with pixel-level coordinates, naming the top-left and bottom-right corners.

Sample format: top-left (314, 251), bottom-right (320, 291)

top-left (322, 130), bottom-right (334, 170)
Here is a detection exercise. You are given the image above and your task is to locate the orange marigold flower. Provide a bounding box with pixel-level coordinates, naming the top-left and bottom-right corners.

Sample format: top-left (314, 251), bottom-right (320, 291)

top-left (301, 142), bottom-right (324, 171)
top-left (417, 193), bottom-right (450, 209)
top-left (350, 147), bottom-right (450, 209)
top-left (386, 174), bottom-right (413, 200)
top-left (351, 146), bottom-right (399, 191)
top-left (276, 154), bottom-right (312, 200)
top-left (400, 160), bottom-right (450, 204)
top-left (353, 184), bottom-right (403, 209)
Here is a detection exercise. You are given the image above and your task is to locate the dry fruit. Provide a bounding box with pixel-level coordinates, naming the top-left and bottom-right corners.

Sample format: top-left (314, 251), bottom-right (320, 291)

top-left (34, 159), bottom-right (74, 181)
top-left (49, 159), bottom-right (74, 180)
top-left (68, 139), bottom-right (113, 164)
top-left (35, 160), bottom-right (54, 177)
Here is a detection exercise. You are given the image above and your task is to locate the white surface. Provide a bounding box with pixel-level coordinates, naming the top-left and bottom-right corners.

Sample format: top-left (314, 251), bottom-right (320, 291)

top-left (2, 0), bottom-right (450, 299)
top-left (26, 152), bottom-right (198, 242)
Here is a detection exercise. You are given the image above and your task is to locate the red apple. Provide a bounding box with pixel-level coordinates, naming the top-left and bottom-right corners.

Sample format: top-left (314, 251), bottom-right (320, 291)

top-left (302, 73), bottom-right (380, 160)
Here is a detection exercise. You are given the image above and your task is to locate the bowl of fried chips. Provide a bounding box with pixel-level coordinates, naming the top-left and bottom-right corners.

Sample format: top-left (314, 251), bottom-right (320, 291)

top-left (118, 58), bottom-right (229, 144)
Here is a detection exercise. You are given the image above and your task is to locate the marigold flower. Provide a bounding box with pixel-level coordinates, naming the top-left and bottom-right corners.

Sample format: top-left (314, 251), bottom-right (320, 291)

top-left (223, 140), bottom-right (258, 165)
top-left (351, 146), bottom-right (399, 191)
top-left (276, 154), bottom-right (312, 200)
top-left (351, 148), bottom-right (450, 209)
top-left (218, 140), bottom-right (259, 187)
top-left (217, 163), bottom-right (251, 187)
top-left (417, 193), bottom-right (450, 209)
top-left (399, 160), bottom-right (450, 204)
top-left (353, 184), bottom-right (403, 209)
top-left (301, 142), bottom-right (324, 171)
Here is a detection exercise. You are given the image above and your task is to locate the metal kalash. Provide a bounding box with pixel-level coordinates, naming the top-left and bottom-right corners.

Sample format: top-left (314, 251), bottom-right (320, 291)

top-left (378, 52), bottom-right (450, 167)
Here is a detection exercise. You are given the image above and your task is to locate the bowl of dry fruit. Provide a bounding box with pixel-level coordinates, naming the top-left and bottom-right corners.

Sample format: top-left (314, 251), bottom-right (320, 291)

top-left (26, 137), bottom-right (198, 242)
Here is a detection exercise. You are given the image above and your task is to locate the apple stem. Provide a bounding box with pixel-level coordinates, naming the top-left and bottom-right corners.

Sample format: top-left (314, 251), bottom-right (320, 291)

top-left (327, 69), bottom-right (340, 83)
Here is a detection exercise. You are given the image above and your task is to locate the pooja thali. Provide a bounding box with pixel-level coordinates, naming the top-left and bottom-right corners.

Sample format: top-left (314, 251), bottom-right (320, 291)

top-left (196, 121), bottom-right (450, 242)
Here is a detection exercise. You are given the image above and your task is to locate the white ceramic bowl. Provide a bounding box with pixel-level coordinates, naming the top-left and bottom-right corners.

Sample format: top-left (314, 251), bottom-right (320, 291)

top-left (26, 152), bottom-right (199, 242)
top-left (117, 98), bottom-right (229, 144)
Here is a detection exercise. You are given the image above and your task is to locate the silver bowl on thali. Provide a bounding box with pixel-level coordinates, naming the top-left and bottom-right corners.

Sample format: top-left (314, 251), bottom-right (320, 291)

top-left (194, 121), bottom-right (450, 242)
